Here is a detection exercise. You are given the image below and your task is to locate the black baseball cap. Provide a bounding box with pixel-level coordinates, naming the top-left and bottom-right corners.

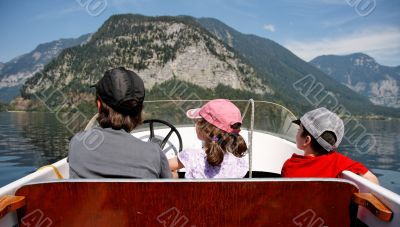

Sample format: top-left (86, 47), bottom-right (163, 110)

top-left (94, 67), bottom-right (145, 114)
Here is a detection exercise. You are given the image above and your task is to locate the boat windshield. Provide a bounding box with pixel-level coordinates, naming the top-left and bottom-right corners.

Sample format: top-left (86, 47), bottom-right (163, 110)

top-left (139, 99), bottom-right (298, 142)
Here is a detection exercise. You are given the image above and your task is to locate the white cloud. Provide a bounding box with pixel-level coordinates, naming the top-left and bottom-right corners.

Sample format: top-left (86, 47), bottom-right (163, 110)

top-left (284, 27), bottom-right (400, 66)
top-left (320, 14), bottom-right (360, 28)
top-left (263, 24), bottom-right (276, 32)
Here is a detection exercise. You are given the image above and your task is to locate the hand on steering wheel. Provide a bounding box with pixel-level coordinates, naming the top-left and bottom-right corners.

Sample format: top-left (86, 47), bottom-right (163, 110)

top-left (142, 119), bottom-right (183, 154)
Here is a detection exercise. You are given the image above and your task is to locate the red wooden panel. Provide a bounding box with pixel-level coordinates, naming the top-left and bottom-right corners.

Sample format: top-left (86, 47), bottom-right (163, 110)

top-left (15, 180), bottom-right (358, 227)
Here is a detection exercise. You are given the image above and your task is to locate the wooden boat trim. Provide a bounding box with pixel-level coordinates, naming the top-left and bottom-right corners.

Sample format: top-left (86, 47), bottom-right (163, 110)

top-left (353, 193), bottom-right (393, 221)
top-left (0, 195), bottom-right (25, 219)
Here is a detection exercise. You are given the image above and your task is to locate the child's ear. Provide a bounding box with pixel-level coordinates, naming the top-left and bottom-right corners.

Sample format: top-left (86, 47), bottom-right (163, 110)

top-left (97, 100), bottom-right (101, 112)
top-left (304, 135), bottom-right (312, 146)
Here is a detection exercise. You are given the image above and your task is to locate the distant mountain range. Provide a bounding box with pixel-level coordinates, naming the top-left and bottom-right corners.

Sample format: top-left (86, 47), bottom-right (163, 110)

top-left (0, 34), bottom-right (91, 103)
top-left (311, 53), bottom-right (400, 108)
top-left (5, 14), bottom-right (400, 117)
top-left (197, 18), bottom-right (398, 116)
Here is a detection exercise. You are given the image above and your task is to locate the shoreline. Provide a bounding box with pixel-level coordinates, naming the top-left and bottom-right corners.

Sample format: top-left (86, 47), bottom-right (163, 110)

top-left (2, 110), bottom-right (400, 120)
top-left (6, 110), bottom-right (28, 112)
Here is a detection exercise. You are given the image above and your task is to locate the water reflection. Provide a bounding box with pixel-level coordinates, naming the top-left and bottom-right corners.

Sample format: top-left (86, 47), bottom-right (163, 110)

top-left (340, 119), bottom-right (400, 172)
top-left (0, 112), bottom-right (87, 186)
top-left (0, 112), bottom-right (399, 194)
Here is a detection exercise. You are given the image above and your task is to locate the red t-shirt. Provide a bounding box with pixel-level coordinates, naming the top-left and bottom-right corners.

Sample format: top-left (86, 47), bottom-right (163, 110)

top-left (281, 151), bottom-right (368, 178)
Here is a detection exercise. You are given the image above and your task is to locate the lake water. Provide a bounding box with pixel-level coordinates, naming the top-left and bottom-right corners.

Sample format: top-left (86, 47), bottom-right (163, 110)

top-left (0, 111), bottom-right (399, 194)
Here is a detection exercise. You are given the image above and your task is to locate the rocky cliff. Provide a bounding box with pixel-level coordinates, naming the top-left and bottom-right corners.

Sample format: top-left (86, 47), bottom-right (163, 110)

top-left (19, 15), bottom-right (270, 110)
top-left (311, 53), bottom-right (400, 108)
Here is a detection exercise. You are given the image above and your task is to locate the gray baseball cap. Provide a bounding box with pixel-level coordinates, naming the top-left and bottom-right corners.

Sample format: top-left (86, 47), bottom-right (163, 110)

top-left (293, 107), bottom-right (344, 151)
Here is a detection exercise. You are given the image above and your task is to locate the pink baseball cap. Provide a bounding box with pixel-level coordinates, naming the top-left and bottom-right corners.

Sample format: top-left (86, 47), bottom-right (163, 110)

top-left (186, 99), bottom-right (242, 134)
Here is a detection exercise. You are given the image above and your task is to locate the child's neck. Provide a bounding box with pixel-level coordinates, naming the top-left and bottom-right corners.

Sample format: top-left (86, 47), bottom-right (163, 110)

top-left (303, 148), bottom-right (317, 157)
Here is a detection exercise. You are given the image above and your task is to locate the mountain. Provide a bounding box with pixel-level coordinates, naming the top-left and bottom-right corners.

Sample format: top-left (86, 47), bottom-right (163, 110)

top-left (12, 14), bottom-right (272, 112)
top-left (0, 62), bottom-right (4, 71)
top-left (0, 34), bottom-right (91, 103)
top-left (196, 18), bottom-right (400, 117)
top-left (10, 14), bottom-right (399, 117)
top-left (310, 53), bottom-right (400, 108)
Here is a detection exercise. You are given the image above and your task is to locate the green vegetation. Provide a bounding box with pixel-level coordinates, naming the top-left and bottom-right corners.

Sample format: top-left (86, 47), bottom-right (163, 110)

top-left (0, 102), bottom-right (7, 111)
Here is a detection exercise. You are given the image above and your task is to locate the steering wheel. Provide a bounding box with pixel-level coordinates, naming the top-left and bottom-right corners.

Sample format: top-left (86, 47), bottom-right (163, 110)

top-left (141, 119), bottom-right (183, 154)
top-left (84, 115), bottom-right (183, 155)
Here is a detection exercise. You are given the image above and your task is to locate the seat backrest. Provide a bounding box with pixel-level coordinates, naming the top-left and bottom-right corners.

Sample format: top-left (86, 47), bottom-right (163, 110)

top-left (15, 179), bottom-right (358, 227)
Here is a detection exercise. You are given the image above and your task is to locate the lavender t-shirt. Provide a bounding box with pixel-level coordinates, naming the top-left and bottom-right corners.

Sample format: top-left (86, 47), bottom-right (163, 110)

top-left (178, 148), bottom-right (248, 178)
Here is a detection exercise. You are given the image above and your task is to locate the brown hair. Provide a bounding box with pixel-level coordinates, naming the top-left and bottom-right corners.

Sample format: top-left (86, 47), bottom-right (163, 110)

top-left (96, 96), bottom-right (143, 133)
top-left (300, 125), bottom-right (337, 155)
top-left (196, 119), bottom-right (247, 166)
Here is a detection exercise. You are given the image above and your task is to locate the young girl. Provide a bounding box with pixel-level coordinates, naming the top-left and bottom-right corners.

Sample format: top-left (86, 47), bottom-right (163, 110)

top-left (168, 99), bottom-right (248, 178)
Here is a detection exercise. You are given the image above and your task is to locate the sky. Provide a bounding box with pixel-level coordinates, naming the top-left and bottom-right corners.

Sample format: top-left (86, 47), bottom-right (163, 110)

top-left (0, 0), bottom-right (399, 66)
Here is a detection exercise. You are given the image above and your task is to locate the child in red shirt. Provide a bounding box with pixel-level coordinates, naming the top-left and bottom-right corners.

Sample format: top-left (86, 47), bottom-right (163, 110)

top-left (281, 107), bottom-right (379, 184)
